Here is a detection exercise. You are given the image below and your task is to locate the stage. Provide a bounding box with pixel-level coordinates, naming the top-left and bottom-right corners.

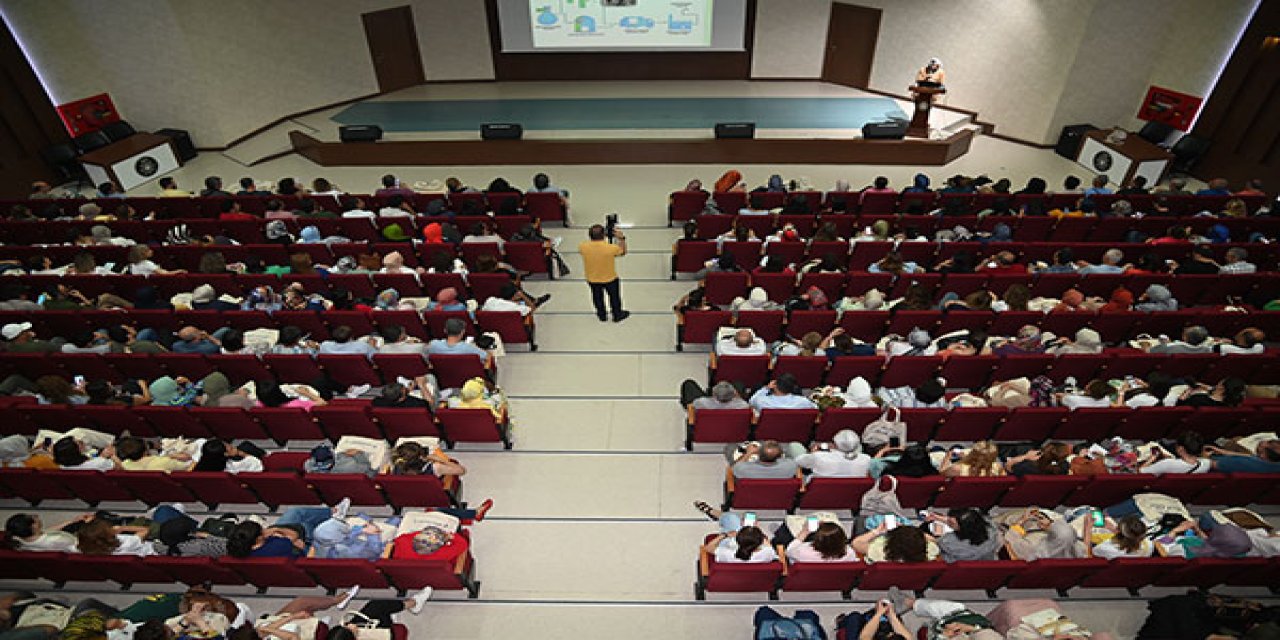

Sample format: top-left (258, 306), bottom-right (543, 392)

top-left (262, 81), bottom-right (977, 167)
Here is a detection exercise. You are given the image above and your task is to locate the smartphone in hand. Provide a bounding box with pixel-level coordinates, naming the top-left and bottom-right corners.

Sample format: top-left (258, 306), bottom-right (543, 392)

top-left (806, 515), bottom-right (819, 532)
top-left (742, 512), bottom-right (757, 527)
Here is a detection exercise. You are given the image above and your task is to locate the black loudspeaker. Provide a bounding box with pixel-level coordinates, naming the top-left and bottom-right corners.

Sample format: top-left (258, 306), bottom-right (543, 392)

top-left (73, 130), bottom-right (111, 154)
top-left (481, 123), bottom-right (523, 140)
top-left (1138, 121), bottom-right (1174, 145)
top-left (1170, 134), bottom-right (1211, 173)
top-left (101, 120), bottom-right (136, 142)
top-left (861, 120), bottom-right (907, 140)
top-left (714, 122), bottom-right (755, 139)
top-left (339, 124), bottom-right (383, 143)
top-left (1055, 124), bottom-right (1097, 159)
top-left (156, 128), bottom-right (197, 162)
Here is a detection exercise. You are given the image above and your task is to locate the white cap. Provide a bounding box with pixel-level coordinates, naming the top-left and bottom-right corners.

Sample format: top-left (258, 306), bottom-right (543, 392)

top-left (2, 322), bottom-right (33, 341)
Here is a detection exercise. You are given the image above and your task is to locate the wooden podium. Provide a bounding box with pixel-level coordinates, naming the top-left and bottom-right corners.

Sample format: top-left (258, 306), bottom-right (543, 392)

top-left (906, 85), bottom-right (945, 138)
top-left (79, 133), bottom-right (181, 191)
top-left (1076, 129), bottom-right (1173, 188)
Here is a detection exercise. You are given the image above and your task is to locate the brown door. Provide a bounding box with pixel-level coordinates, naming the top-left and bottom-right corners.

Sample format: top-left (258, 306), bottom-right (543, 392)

top-left (821, 3), bottom-right (882, 89)
top-left (363, 6), bottom-right (426, 93)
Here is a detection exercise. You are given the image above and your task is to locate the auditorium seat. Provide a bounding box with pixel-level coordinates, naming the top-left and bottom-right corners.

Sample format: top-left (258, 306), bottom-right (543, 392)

top-left (179, 471), bottom-right (260, 509)
top-left (723, 475), bottom-right (802, 511)
top-left (1005, 558), bottom-right (1107, 595)
top-left (435, 407), bottom-right (511, 448)
top-left (734, 310), bottom-right (785, 343)
top-left (696, 536), bottom-right (783, 600)
top-left (857, 561), bottom-right (943, 592)
top-left (711, 355), bottom-right (770, 388)
top-left (795, 477), bottom-right (873, 512)
top-left (930, 560), bottom-right (1023, 596)
top-left (298, 558), bottom-right (393, 592)
top-left (780, 560), bottom-right (864, 598)
top-left (753, 409), bottom-right (819, 443)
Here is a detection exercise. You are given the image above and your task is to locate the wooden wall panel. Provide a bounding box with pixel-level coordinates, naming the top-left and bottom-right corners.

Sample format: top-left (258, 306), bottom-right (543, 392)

top-left (0, 14), bottom-right (68, 197)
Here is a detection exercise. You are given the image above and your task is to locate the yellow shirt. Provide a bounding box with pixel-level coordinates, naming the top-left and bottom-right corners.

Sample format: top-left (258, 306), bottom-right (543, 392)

top-left (160, 188), bottom-right (192, 197)
top-left (578, 240), bottom-right (623, 283)
top-left (122, 455), bottom-right (191, 472)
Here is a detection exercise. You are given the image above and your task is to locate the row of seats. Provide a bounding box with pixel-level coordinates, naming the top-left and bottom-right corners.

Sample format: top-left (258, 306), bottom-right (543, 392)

top-left (669, 190), bottom-right (1270, 220)
top-left (1, 400), bottom-right (512, 449)
top-left (6, 190), bottom-right (567, 222)
top-left (683, 211), bottom-right (1278, 243)
top-left (0, 214), bottom-right (545, 246)
top-left (686, 404), bottom-right (1275, 448)
top-left (677, 309), bottom-right (1280, 349)
top-left (4, 239), bottom-right (555, 278)
top-left (6, 307), bottom-right (535, 349)
top-left (0, 460), bottom-right (459, 511)
top-left (696, 552), bottom-right (1277, 600)
top-left (721, 471), bottom-right (1280, 513)
top-left (0, 546), bottom-right (479, 597)
top-left (698, 269), bottom-right (1276, 307)
top-left (672, 240), bottom-right (1278, 276)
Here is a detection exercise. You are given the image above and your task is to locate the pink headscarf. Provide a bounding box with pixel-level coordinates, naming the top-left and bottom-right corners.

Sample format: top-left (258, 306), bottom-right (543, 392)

top-left (436, 287), bottom-right (458, 304)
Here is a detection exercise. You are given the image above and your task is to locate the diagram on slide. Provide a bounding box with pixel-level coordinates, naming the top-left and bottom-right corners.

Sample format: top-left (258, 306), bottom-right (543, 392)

top-left (531, 0), bottom-right (712, 48)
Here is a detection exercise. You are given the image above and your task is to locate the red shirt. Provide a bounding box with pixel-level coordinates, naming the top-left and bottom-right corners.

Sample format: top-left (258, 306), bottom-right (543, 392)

top-left (220, 212), bottom-right (257, 220)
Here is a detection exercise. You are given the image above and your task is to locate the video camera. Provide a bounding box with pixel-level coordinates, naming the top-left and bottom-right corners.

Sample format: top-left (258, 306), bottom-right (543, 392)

top-left (605, 213), bottom-right (619, 242)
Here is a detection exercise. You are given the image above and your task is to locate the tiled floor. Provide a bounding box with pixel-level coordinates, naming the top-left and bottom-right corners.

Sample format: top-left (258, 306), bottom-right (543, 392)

top-left (24, 125), bottom-right (1231, 639)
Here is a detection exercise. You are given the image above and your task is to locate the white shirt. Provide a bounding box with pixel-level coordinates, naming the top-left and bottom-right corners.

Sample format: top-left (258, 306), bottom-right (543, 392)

top-left (129, 260), bottom-right (159, 275)
top-left (1061, 395), bottom-right (1113, 410)
top-left (62, 457), bottom-right (116, 471)
top-left (1125, 394), bottom-right (1162, 409)
top-left (1092, 537), bottom-right (1153, 559)
top-left (481, 297), bottom-right (530, 316)
top-left (377, 207), bottom-right (413, 218)
top-left (786, 539), bottom-right (858, 563)
top-left (1246, 529), bottom-right (1280, 557)
top-left (1219, 344), bottom-right (1265, 354)
top-left (793, 450), bottom-right (871, 478)
top-left (342, 210), bottom-right (376, 219)
top-left (1141, 458), bottom-right (1211, 475)
top-left (114, 533), bottom-right (156, 556)
top-left (16, 531), bottom-right (78, 552)
top-left (716, 340), bottom-right (767, 356)
top-left (715, 539), bottom-right (778, 563)
top-left (227, 456), bottom-right (264, 474)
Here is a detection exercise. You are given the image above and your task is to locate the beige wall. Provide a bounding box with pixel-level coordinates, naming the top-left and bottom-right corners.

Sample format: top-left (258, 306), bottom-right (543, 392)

top-left (750, 0), bottom-right (1255, 144)
top-left (0, 0), bottom-right (494, 147)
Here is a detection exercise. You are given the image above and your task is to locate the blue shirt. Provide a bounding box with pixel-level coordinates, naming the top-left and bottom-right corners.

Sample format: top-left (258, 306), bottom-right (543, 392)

top-left (749, 387), bottom-right (817, 412)
top-left (1195, 188), bottom-right (1230, 196)
top-left (171, 339), bottom-right (220, 355)
top-left (250, 536), bottom-right (302, 557)
top-left (1077, 264), bottom-right (1124, 275)
top-left (1211, 455), bottom-right (1280, 474)
top-left (1083, 187), bottom-right (1113, 197)
top-left (427, 339), bottom-right (488, 363)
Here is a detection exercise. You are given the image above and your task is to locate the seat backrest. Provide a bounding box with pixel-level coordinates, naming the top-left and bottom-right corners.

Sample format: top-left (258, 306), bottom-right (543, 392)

top-left (221, 556), bottom-right (315, 588)
top-left (372, 407), bottom-right (443, 440)
top-left (796, 477), bottom-right (874, 511)
top-left (704, 559), bottom-right (783, 593)
top-left (296, 558), bottom-right (390, 590)
top-left (690, 409), bottom-right (752, 444)
top-left (238, 472), bottom-right (319, 509)
top-left (308, 473), bottom-right (387, 505)
top-left (856, 561), bottom-right (943, 590)
top-left (177, 471), bottom-right (259, 508)
top-left (753, 409), bottom-right (819, 442)
top-left (437, 407), bottom-right (505, 444)
top-left (312, 405), bottom-right (382, 440)
top-left (474, 311), bottom-right (530, 345)
top-left (712, 355), bottom-right (771, 388)
top-left (782, 561), bottom-right (865, 593)
top-left (377, 475), bottom-right (454, 509)
top-left (730, 477), bottom-right (802, 510)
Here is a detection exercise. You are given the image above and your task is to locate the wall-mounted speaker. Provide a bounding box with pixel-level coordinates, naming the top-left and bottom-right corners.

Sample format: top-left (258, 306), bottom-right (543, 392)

top-left (339, 124), bottom-right (383, 143)
top-left (481, 123), bottom-right (523, 140)
top-left (861, 120), bottom-right (907, 140)
top-left (714, 122), bottom-right (755, 139)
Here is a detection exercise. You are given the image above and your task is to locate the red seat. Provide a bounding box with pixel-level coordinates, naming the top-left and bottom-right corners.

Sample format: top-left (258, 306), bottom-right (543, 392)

top-left (177, 471), bottom-right (260, 509)
top-left (103, 354), bottom-right (168, 381)
top-left (669, 191), bottom-right (709, 222)
top-left (797, 272), bottom-right (846, 301)
top-left (264, 354), bottom-right (326, 383)
top-left (696, 547), bottom-right (783, 599)
top-left (379, 475), bottom-right (458, 509)
top-left (1205, 474), bottom-right (1273, 506)
top-left (134, 406), bottom-right (211, 438)
top-left (900, 408), bottom-right (946, 443)
top-left (430, 353), bottom-right (491, 389)
top-left (752, 273), bottom-right (798, 303)
top-left (19, 405), bottom-right (82, 430)
top-left (935, 408), bottom-right (1005, 442)
top-left (474, 311), bottom-right (533, 349)
top-left (754, 409), bottom-right (819, 443)
top-left (1080, 557), bottom-right (1183, 591)
top-left (735, 310), bottom-right (785, 343)
top-left (1054, 407), bottom-right (1126, 441)
top-left (1220, 557), bottom-right (1277, 587)
top-left (436, 408), bottom-right (510, 448)
top-left (50, 354), bottom-right (121, 383)
top-left (298, 558), bottom-right (392, 591)
top-left (988, 355), bottom-right (1055, 383)
top-left (372, 408), bottom-right (444, 441)
top-left (991, 407), bottom-right (1067, 441)
top-left (419, 273), bottom-right (466, 298)
top-left (814, 407), bottom-right (880, 442)
top-left (1046, 354), bottom-right (1107, 384)
top-left (1154, 557), bottom-right (1240, 588)
top-left (930, 560), bottom-right (1023, 595)
top-left (0, 468), bottom-right (71, 503)
top-left (795, 477), bottom-right (874, 511)
top-left (1179, 408), bottom-right (1254, 440)
top-left (772, 356), bottom-right (828, 389)
top-left (422, 311), bottom-right (475, 339)
top-left (679, 310), bottom-right (733, 349)
top-left (705, 272), bottom-right (751, 306)
top-left (222, 556), bottom-right (316, 589)
top-left (1114, 406), bottom-right (1189, 441)
top-left (46, 470), bottom-right (134, 505)
top-left (726, 475), bottom-right (801, 511)
top-left (1000, 475), bottom-right (1086, 507)
top-left (107, 471), bottom-right (196, 506)
top-left (77, 555), bottom-right (176, 588)
top-left (885, 311), bottom-right (941, 337)
top-left (879, 356), bottom-right (943, 389)
top-left (781, 561), bottom-right (865, 596)
top-left (525, 191), bottom-right (566, 224)
top-left (504, 242), bottom-right (550, 276)
top-left (673, 241), bottom-right (717, 274)
top-left (206, 354), bottom-right (274, 385)
top-left (191, 407), bottom-right (269, 440)
top-left (890, 476), bottom-right (945, 508)
top-left (149, 555), bottom-right (246, 585)
top-left (254, 407), bottom-right (325, 443)
top-left (932, 477), bottom-right (1016, 508)
top-left (1005, 558), bottom-right (1107, 594)
top-left (712, 355), bottom-right (771, 388)
top-left (837, 312), bottom-right (889, 342)
top-left (856, 561), bottom-right (943, 591)
top-left (318, 354), bottom-right (383, 387)
top-left (723, 241), bottom-right (763, 269)
top-left (825, 357), bottom-right (883, 389)
top-left (687, 409), bottom-right (752, 449)
top-left (372, 354), bottom-right (432, 383)
top-left (1066, 475), bottom-right (1150, 507)
top-left (312, 405), bottom-right (383, 440)
top-left (308, 473), bottom-right (387, 506)
top-left (784, 310), bottom-right (837, 341)
top-left (1148, 472), bottom-right (1226, 504)
top-left (238, 472), bottom-right (319, 509)
top-left (372, 309), bottom-right (429, 340)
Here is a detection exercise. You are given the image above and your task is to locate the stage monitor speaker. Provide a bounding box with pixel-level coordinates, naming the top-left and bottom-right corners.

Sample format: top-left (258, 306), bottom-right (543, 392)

top-left (1055, 124), bottom-right (1097, 159)
top-left (715, 122), bottom-right (755, 139)
top-left (481, 123), bottom-right (523, 140)
top-left (861, 120), bottom-right (907, 140)
top-left (339, 124), bottom-right (383, 143)
top-left (155, 128), bottom-right (197, 162)
top-left (1137, 121), bottom-right (1174, 145)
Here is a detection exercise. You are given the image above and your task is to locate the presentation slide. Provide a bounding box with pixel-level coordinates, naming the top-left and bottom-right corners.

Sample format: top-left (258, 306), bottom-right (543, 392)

top-left (529, 0), bottom-right (713, 49)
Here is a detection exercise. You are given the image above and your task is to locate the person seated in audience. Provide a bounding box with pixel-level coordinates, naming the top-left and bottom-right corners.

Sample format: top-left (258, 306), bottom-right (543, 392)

top-left (694, 503), bottom-right (777, 563)
top-left (485, 177), bottom-right (522, 197)
top-left (1195, 177), bottom-right (1231, 196)
top-left (1098, 286), bottom-right (1133, 313)
top-left (1150, 224), bottom-right (1192, 245)
top-left (276, 177), bottom-right (308, 197)
top-left (867, 251), bottom-right (922, 276)
top-left (305, 444), bottom-right (375, 477)
top-left (126, 245), bottom-right (185, 275)
top-left (158, 176), bottom-right (191, 197)
top-left (427, 318), bottom-right (488, 363)
top-left (1082, 174), bottom-right (1112, 200)
top-left (169, 326), bottom-right (221, 355)
top-left (902, 173), bottom-right (932, 194)
top-left (1233, 177), bottom-right (1264, 196)
top-left (374, 194), bottom-right (413, 219)
top-left (1007, 442), bottom-right (1072, 476)
top-left (1004, 508), bottom-right (1085, 560)
top-left (1166, 516), bottom-right (1251, 559)
top-left (939, 289), bottom-right (994, 312)
top-left (927, 507), bottom-right (1000, 561)
top-left (716, 224), bottom-right (759, 250)
top-left (375, 174), bottom-right (415, 198)
top-left (780, 520), bottom-right (857, 563)
top-left (52, 436), bottom-right (121, 471)
top-left (1076, 248), bottom-right (1127, 274)
top-left (337, 195), bottom-right (375, 219)
top-left (749, 374), bottom-right (816, 411)
top-left (199, 176), bottom-right (231, 197)
top-left (319, 325), bottom-right (377, 357)
top-left (1148, 325), bottom-right (1213, 354)
top-left (1177, 377), bottom-right (1246, 407)
top-left (446, 377), bottom-right (507, 419)
top-left (835, 289), bottom-right (886, 313)
top-left (798, 253), bottom-right (845, 276)
top-left (940, 441), bottom-right (1005, 477)
top-left (270, 325), bottom-right (319, 355)
top-left (878, 376), bottom-right (946, 410)
top-left (1138, 431), bottom-right (1212, 476)
top-left (1207, 435), bottom-right (1280, 473)
top-left (84, 378), bottom-right (151, 407)
top-left (443, 176), bottom-right (477, 194)
top-left (1212, 509), bottom-right (1280, 557)
top-left (717, 328), bottom-right (767, 356)
top-left (529, 171), bottom-right (569, 199)
top-left (1081, 514), bottom-right (1154, 559)
top-left (736, 193), bottom-right (771, 217)
top-left (1127, 252), bottom-right (1169, 275)
top-left (1153, 176), bottom-right (1189, 195)
top-left (727, 440), bottom-right (798, 479)
top-left (2, 321), bottom-right (64, 353)
top-left (1171, 245), bottom-right (1220, 274)
top-left (730, 287), bottom-right (781, 315)
top-left (885, 591), bottom-right (1000, 640)
top-left (871, 443), bottom-right (936, 478)
top-left (227, 501), bottom-right (351, 558)
top-left (114, 436), bottom-right (193, 472)
top-left (1219, 247), bottom-right (1257, 274)
top-left (989, 325), bottom-right (1046, 355)
top-left (1217, 327), bottom-right (1265, 354)
top-left (257, 379), bottom-right (330, 411)
top-left (1058, 379), bottom-right (1117, 409)
top-left (939, 174), bottom-right (975, 194)
top-left (264, 198), bottom-right (296, 220)
top-left (859, 176), bottom-right (895, 204)
top-left (680, 380), bottom-right (750, 411)
top-left (389, 441), bottom-right (468, 478)
top-left (852, 522), bottom-right (938, 562)
top-left (4, 513), bottom-right (85, 551)
top-left (885, 327), bottom-right (937, 357)
top-left (771, 331), bottom-right (823, 358)
top-left (1115, 175), bottom-right (1149, 196)
top-left (193, 438), bottom-right (265, 473)
top-left (481, 281), bottom-right (549, 316)
top-left (977, 250), bottom-right (1026, 275)
top-left (1046, 327), bottom-right (1103, 355)
top-left (786, 429), bottom-right (871, 478)
top-left (376, 324), bottom-right (428, 358)
top-left (75, 515), bottom-right (163, 556)
top-left (236, 177), bottom-right (272, 196)
top-left (373, 379), bottom-right (434, 409)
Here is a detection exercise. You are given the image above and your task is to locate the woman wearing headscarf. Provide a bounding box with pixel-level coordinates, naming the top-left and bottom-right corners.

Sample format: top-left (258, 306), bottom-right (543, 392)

top-left (380, 251), bottom-right (421, 275)
top-left (1133, 284), bottom-right (1178, 312)
top-left (902, 173), bottom-right (932, 193)
top-left (1099, 286), bottom-right (1133, 313)
top-left (448, 377), bottom-right (506, 419)
top-left (1051, 288), bottom-right (1089, 313)
top-left (264, 219), bottom-right (294, 244)
top-left (991, 325), bottom-right (1046, 355)
top-left (374, 288), bottom-right (408, 311)
top-left (1047, 328), bottom-right (1103, 354)
top-left (730, 287), bottom-right (780, 314)
top-left (786, 429), bottom-right (871, 479)
top-left (1003, 509), bottom-right (1085, 560)
top-left (148, 376), bottom-right (203, 407)
top-left (713, 170), bottom-right (745, 193)
top-left (426, 287), bottom-right (468, 312)
top-left (764, 174), bottom-right (786, 192)
top-left (840, 376), bottom-right (878, 408)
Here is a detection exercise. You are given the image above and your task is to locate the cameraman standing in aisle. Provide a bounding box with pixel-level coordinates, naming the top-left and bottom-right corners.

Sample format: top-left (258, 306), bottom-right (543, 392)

top-left (579, 218), bottom-right (630, 322)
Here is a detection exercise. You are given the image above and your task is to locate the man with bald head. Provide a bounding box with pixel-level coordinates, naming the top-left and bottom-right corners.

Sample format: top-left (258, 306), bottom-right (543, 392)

top-left (170, 326), bottom-right (221, 355)
top-left (715, 328), bottom-right (766, 356)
